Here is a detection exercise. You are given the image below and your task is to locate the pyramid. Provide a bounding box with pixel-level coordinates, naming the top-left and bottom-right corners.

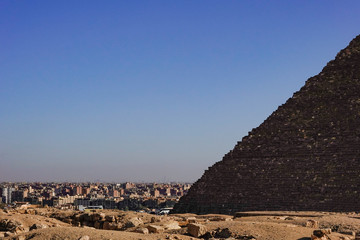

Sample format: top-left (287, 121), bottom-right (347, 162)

top-left (172, 35), bottom-right (360, 214)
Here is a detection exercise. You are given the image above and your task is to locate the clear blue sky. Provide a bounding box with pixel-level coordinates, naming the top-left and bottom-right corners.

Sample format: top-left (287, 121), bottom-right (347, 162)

top-left (1, 1), bottom-right (359, 182)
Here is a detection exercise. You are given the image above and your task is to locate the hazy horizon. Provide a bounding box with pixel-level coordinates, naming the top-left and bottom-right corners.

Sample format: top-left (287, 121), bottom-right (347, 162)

top-left (1, 1), bottom-right (360, 182)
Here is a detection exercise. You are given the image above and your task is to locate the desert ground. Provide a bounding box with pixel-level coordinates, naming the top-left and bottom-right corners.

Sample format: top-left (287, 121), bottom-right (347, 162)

top-left (1, 207), bottom-right (360, 240)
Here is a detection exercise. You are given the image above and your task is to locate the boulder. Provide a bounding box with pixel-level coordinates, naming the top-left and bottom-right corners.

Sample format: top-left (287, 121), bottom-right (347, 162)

top-left (30, 223), bottom-right (47, 231)
top-left (25, 209), bottom-right (35, 214)
top-left (4, 231), bottom-right (13, 237)
top-left (81, 213), bottom-right (91, 222)
top-left (73, 214), bottom-right (82, 222)
top-left (0, 219), bottom-right (24, 233)
top-left (73, 221), bottom-right (81, 227)
top-left (322, 228), bottom-right (332, 234)
top-left (125, 217), bottom-right (143, 228)
top-left (94, 221), bottom-right (103, 229)
top-left (202, 227), bottom-right (235, 239)
top-left (209, 216), bottom-right (233, 222)
top-left (114, 222), bottom-right (123, 230)
top-left (91, 213), bottom-right (105, 222)
top-left (62, 218), bottom-right (72, 224)
top-left (82, 221), bottom-right (90, 227)
top-left (13, 225), bottom-right (26, 234)
top-left (214, 228), bottom-right (233, 238)
top-left (102, 221), bottom-right (119, 230)
top-left (102, 221), bottom-right (111, 230)
top-left (187, 223), bottom-right (207, 237)
top-left (311, 230), bottom-right (331, 240)
top-left (186, 217), bottom-right (197, 223)
top-left (163, 221), bottom-right (181, 230)
top-left (105, 215), bottom-right (116, 222)
top-left (306, 220), bottom-right (319, 228)
top-left (134, 227), bottom-right (149, 234)
top-left (150, 216), bottom-right (157, 223)
top-left (147, 225), bottom-right (164, 233)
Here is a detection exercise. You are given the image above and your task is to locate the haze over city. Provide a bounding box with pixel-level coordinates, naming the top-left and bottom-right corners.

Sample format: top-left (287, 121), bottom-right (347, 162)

top-left (1, 1), bottom-right (360, 182)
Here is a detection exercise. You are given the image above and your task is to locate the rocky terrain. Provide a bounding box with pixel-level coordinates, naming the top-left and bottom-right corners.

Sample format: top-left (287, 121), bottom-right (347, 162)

top-left (1, 207), bottom-right (360, 239)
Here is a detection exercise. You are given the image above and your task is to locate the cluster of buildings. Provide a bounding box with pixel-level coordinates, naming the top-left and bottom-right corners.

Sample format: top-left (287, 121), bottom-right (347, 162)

top-left (0, 182), bottom-right (191, 211)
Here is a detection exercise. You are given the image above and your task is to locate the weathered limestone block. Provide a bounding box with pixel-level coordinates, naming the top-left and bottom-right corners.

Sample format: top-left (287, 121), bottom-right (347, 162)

top-left (134, 227), bottom-right (149, 234)
top-left (73, 214), bottom-right (82, 222)
top-left (105, 215), bottom-right (116, 222)
top-left (91, 213), bottom-right (105, 222)
top-left (62, 218), bottom-right (72, 224)
top-left (4, 232), bottom-right (13, 237)
top-left (209, 216), bottom-right (233, 221)
top-left (0, 219), bottom-right (24, 233)
top-left (187, 223), bottom-right (207, 237)
top-left (25, 209), bottom-right (35, 214)
top-left (29, 223), bottom-right (47, 231)
top-left (322, 228), bottom-right (331, 234)
top-left (81, 213), bottom-right (91, 222)
top-left (147, 224), bottom-right (164, 233)
top-left (94, 221), bottom-right (103, 229)
top-left (311, 230), bottom-right (331, 240)
top-left (186, 217), bottom-right (197, 223)
top-left (306, 220), bottom-right (319, 228)
top-left (102, 221), bottom-right (120, 230)
top-left (125, 217), bottom-right (143, 228)
top-left (163, 221), bottom-right (181, 230)
top-left (72, 221), bottom-right (81, 227)
top-left (102, 221), bottom-right (111, 230)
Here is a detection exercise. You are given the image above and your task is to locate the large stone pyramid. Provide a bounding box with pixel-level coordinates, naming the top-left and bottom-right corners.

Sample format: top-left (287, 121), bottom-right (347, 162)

top-left (173, 35), bottom-right (360, 214)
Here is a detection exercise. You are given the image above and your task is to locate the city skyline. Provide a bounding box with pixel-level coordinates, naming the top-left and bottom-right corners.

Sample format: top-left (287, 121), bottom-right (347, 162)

top-left (1, 1), bottom-right (360, 182)
top-left (0, 181), bottom-right (191, 212)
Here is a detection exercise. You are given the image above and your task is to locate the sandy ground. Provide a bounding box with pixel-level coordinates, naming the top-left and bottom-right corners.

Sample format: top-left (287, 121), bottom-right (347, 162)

top-left (1, 209), bottom-right (360, 240)
top-left (0, 211), bottom-right (69, 229)
top-left (8, 226), bottom-right (195, 240)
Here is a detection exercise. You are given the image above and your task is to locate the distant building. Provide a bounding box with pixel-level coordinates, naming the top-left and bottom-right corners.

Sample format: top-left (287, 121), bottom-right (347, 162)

top-left (151, 189), bottom-right (160, 198)
top-left (72, 186), bottom-right (82, 196)
top-left (12, 189), bottom-right (28, 202)
top-left (74, 198), bottom-right (91, 207)
top-left (2, 187), bottom-right (13, 204)
top-left (125, 182), bottom-right (135, 189)
top-left (161, 188), bottom-right (171, 196)
top-left (109, 189), bottom-right (120, 198)
top-left (82, 187), bottom-right (91, 195)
